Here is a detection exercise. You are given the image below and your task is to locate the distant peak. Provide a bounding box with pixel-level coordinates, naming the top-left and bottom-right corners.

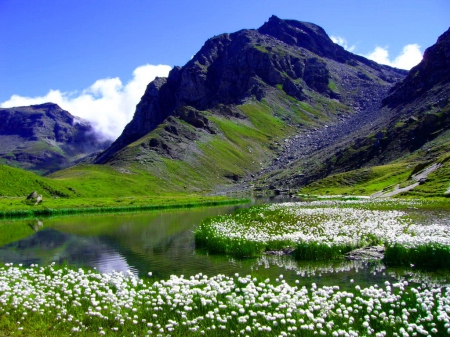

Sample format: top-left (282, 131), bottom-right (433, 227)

top-left (258, 16), bottom-right (338, 58)
top-left (31, 102), bottom-right (62, 110)
top-left (267, 15), bottom-right (281, 23)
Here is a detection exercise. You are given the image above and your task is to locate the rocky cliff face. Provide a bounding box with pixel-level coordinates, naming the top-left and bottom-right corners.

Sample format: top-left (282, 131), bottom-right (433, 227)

top-left (259, 26), bottom-right (450, 191)
top-left (0, 103), bottom-right (110, 174)
top-left (96, 16), bottom-right (406, 165)
top-left (383, 28), bottom-right (450, 108)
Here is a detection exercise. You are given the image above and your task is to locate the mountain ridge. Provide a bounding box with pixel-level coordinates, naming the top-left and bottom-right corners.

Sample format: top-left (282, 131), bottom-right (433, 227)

top-left (0, 103), bottom-right (110, 174)
top-left (95, 15), bottom-right (406, 184)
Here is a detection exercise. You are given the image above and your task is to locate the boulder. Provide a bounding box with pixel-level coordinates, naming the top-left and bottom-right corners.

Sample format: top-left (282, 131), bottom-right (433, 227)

top-left (25, 190), bottom-right (43, 205)
top-left (265, 247), bottom-right (295, 256)
top-left (27, 190), bottom-right (38, 200)
top-left (35, 195), bottom-right (43, 205)
top-left (445, 187), bottom-right (450, 197)
top-left (345, 246), bottom-right (385, 261)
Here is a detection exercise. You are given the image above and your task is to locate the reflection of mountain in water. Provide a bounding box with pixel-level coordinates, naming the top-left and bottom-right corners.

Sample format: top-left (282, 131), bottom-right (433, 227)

top-left (0, 228), bottom-right (135, 274)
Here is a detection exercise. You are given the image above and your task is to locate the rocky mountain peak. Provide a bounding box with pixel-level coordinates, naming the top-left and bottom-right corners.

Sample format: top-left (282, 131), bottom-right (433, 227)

top-left (30, 102), bottom-right (76, 125)
top-left (258, 15), bottom-right (346, 62)
top-left (96, 16), bottom-right (407, 164)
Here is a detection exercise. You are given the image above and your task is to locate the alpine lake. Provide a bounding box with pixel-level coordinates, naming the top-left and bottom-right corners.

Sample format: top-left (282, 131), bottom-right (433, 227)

top-left (1, 197), bottom-right (449, 286)
top-left (1, 197), bottom-right (450, 336)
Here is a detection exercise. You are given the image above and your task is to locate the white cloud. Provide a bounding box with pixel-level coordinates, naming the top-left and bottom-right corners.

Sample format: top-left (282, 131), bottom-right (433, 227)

top-left (330, 35), bottom-right (356, 52)
top-left (1, 64), bottom-right (172, 141)
top-left (363, 44), bottom-right (422, 70)
top-left (331, 34), bottom-right (423, 70)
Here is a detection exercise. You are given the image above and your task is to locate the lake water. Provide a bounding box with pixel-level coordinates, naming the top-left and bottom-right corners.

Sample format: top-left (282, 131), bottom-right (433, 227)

top-left (0, 199), bottom-right (449, 287)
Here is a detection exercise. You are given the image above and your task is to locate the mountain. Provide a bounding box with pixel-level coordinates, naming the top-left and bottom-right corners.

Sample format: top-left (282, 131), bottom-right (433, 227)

top-left (0, 103), bottom-right (110, 174)
top-left (93, 16), bottom-right (406, 192)
top-left (269, 27), bottom-right (450, 196)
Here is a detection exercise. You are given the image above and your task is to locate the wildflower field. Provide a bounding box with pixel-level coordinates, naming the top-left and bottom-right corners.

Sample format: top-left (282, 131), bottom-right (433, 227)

top-left (1, 263), bottom-right (450, 336)
top-left (194, 200), bottom-right (450, 268)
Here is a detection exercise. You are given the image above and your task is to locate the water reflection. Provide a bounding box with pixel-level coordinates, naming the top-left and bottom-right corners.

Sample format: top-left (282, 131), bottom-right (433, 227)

top-left (0, 226), bottom-right (137, 274)
top-left (253, 254), bottom-right (386, 276)
top-left (93, 251), bottom-right (136, 275)
top-left (388, 268), bottom-right (450, 286)
top-left (28, 219), bottom-right (43, 233)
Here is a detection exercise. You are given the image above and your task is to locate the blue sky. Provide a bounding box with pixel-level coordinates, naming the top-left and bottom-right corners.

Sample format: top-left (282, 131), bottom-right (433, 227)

top-left (1, 0), bottom-right (449, 139)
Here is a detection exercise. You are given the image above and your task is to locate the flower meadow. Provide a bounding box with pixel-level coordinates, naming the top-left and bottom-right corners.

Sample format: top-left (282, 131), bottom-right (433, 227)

top-left (1, 263), bottom-right (450, 336)
top-left (194, 200), bottom-right (450, 267)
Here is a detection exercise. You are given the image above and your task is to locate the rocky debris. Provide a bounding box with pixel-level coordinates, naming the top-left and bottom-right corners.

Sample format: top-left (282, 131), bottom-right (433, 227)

top-left (237, 26), bottom-right (450, 193)
top-left (26, 191), bottom-right (38, 200)
top-left (115, 168), bottom-right (132, 174)
top-left (26, 191), bottom-right (43, 205)
top-left (345, 246), bottom-right (385, 261)
top-left (264, 247), bottom-right (295, 256)
top-left (174, 106), bottom-right (217, 134)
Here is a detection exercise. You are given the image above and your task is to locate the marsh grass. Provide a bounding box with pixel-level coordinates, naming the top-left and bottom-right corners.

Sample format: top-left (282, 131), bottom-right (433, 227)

top-left (385, 243), bottom-right (450, 269)
top-left (195, 222), bottom-right (266, 258)
top-left (195, 200), bottom-right (450, 267)
top-left (293, 242), bottom-right (355, 261)
top-left (0, 263), bottom-right (449, 336)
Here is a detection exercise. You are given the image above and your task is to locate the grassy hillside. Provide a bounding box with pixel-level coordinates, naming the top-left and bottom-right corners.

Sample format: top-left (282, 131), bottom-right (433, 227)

top-left (300, 145), bottom-right (450, 198)
top-left (0, 93), bottom-right (314, 215)
top-left (0, 164), bottom-right (69, 198)
top-left (0, 164), bottom-right (245, 218)
top-left (300, 163), bottom-right (413, 196)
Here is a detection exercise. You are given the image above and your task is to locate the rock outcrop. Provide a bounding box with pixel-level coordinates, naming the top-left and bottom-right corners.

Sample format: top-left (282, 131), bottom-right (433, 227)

top-left (345, 246), bottom-right (385, 261)
top-left (26, 190), bottom-right (43, 205)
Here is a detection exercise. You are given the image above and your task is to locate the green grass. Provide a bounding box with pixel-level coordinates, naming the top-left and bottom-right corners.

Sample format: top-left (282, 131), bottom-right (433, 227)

top-left (301, 163), bottom-right (413, 196)
top-left (385, 243), bottom-right (450, 269)
top-left (0, 163), bottom-right (250, 219)
top-left (405, 157), bottom-right (450, 198)
top-left (328, 79), bottom-right (339, 93)
top-left (293, 242), bottom-right (354, 261)
top-left (48, 164), bottom-right (166, 198)
top-left (0, 164), bottom-right (70, 198)
top-left (238, 102), bottom-right (289, 136)
top-left (254, 45), bottom-right (268, 53)
top-left (0, 196), bottom-right (249, 220)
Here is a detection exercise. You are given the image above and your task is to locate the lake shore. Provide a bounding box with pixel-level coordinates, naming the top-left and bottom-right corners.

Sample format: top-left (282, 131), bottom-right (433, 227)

top-left (0, 196), bottom-right (250, 220)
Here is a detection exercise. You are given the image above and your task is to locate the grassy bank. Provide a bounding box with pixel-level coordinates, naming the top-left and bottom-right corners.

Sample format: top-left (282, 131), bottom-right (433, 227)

top-left (0, 263), bottom-right (449, 336)
top-left (0, 196), bottom-right (250, 220)
top-left (194, 199), bottom-right (450, 268)
top-left (0, 163), bottom-right (251, 219)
